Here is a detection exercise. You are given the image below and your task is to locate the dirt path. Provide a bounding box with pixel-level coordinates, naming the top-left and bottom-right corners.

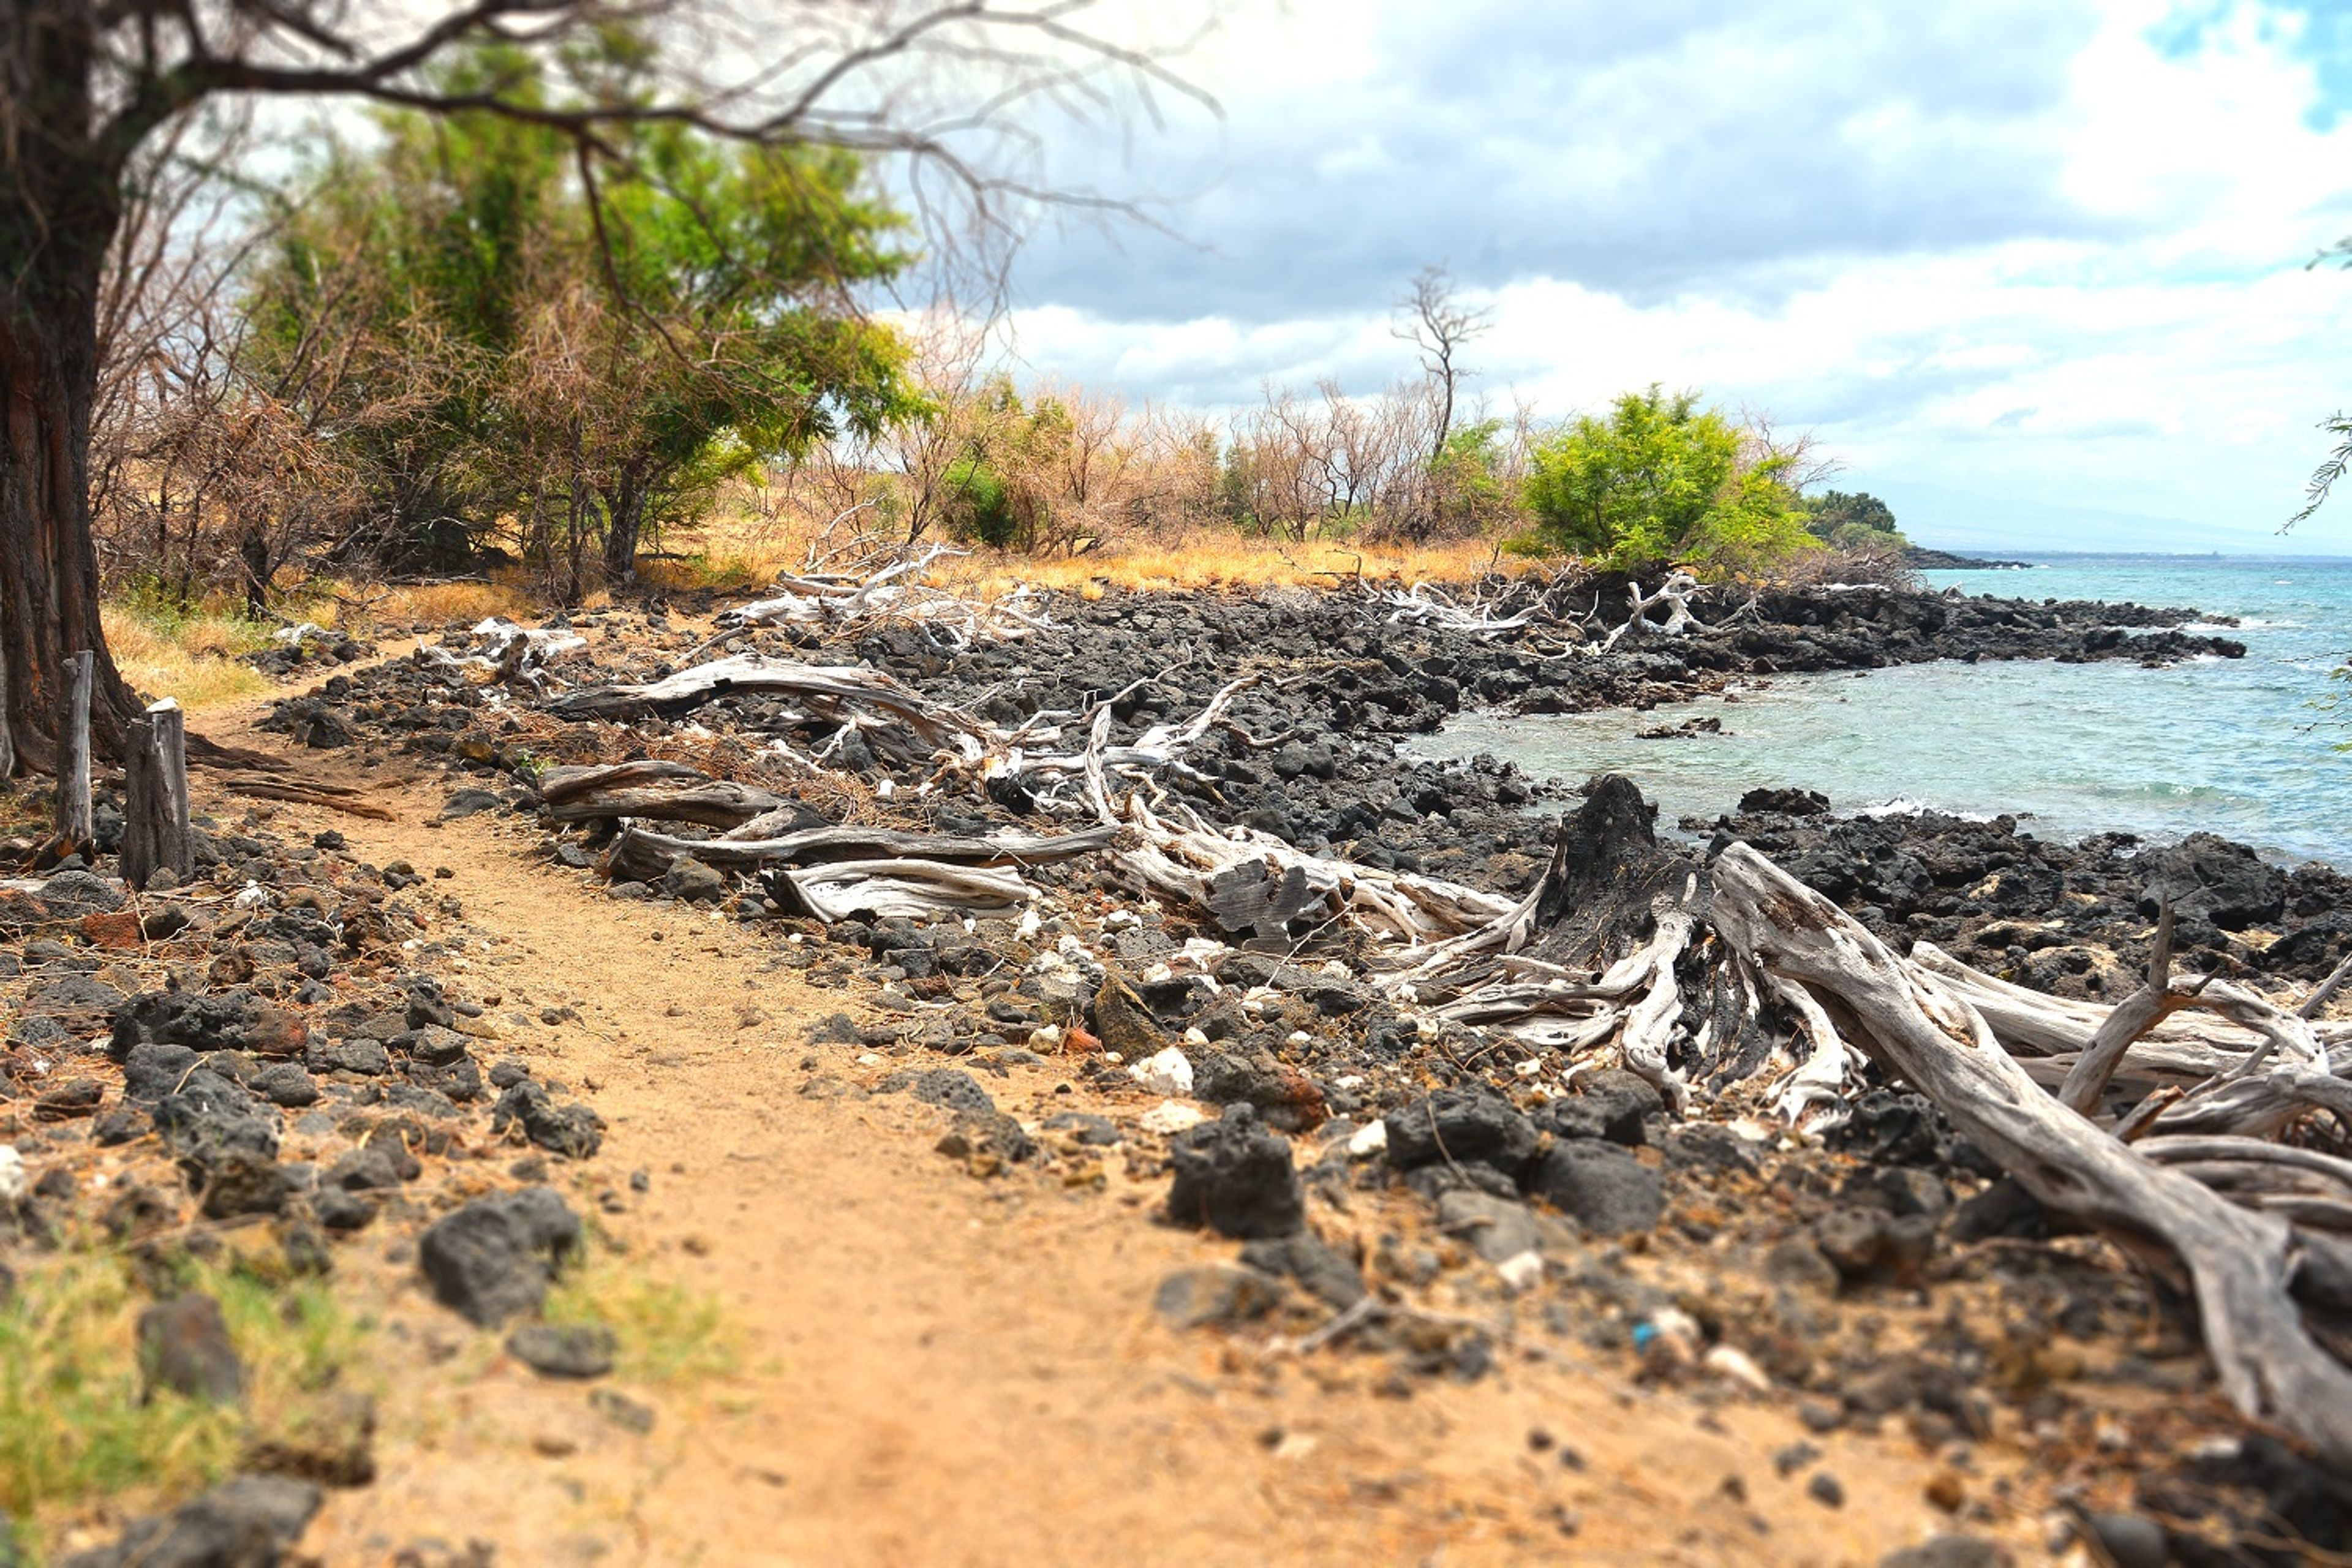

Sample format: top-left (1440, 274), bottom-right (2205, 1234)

top-left (198, 710), bottom-right (2022, 1568)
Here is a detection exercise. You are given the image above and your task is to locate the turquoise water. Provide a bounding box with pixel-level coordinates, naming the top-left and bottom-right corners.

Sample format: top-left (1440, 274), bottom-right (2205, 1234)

top-left (1415, 554), bottom-right (2352, 866)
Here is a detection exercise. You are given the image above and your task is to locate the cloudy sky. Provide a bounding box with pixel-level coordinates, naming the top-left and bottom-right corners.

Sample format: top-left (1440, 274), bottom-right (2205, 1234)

top-left (984, 0), bottom-right (2352, 552)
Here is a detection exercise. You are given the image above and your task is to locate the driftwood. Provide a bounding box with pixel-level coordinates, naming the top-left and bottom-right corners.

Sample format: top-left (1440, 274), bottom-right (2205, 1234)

top-left (1379, 581), bottom-right (1539, 636)
top-left (1600, 573), bottom-right (1705, 650)
top-left (715, 539), bottom-right (1050, 649)
top-left (216, 777), bottom-right (396, 821)
top-left (548, 655), bottom-right (1000, 764)
top-left (54, 649), bottom-right (94, 850)
top-left (763, 859), bottom-right (1036, 922)
top-left (538, 761), bottom-right (794, 830)
top-left (120, 699), bottom-right (192, 889)
top-left (1706, 842), bottom-right (2352, 1472)
top-left (608, 820), bottom-right (1118, 884)
top-left (1114, 792), bottom-right (1519, 948)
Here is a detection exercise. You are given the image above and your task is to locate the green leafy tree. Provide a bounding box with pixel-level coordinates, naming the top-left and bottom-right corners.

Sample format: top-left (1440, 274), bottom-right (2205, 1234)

top-left (1801, 489), bottom-right (1907, 550)
top-left (246, 41), bottom-right (918, 590)
top-left (1523, 386), bottom-right (1815, 570)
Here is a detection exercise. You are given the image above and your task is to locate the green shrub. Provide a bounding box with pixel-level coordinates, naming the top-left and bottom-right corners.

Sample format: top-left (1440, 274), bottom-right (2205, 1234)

top-left (1523, 385), bottom-right (1816, 573)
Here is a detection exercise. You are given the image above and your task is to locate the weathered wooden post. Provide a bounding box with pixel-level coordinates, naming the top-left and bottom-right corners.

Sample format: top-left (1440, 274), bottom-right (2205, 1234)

top-left (55, 649), bottom-right (93, 849)
top-left (121, 698), bottom-right (193, 889)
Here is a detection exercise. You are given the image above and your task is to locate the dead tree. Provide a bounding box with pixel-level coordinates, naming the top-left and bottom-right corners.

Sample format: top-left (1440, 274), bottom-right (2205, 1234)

top-left (1393, 264), bottom-right (1493, 475)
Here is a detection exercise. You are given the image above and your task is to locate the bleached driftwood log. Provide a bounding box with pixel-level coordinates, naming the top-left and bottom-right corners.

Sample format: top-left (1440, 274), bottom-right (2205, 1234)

top-left (548, 655), bottom-right (1001, 766)
top-left (1706, 841), bottom-right (2352, 1472)
top-left (607, 820), bottom-right (1118, 883)
top-left (1599, 572), bottom-right (1705, 650)
top-left (1379, 581), bottom-right (1538, 636)
top-left (716, 539), bottom-right (1050, 647)
top-left (538, 761), bottom-right (794, 830)
top-left (763, 859), bottom-right (1037, 922)
top-left (1112, 792), bottom-right (1519, 946)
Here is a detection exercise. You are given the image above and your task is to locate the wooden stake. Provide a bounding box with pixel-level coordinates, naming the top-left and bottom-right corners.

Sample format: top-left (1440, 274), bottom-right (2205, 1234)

top-left (55, 649), bottom-right (93, 850)
top-left (123, 698), bottom-right (192, 889)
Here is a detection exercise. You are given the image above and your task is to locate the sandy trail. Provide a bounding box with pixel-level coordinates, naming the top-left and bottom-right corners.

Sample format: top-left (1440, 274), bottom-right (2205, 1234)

top-left (195, 703), bottom-right (2013, 1568)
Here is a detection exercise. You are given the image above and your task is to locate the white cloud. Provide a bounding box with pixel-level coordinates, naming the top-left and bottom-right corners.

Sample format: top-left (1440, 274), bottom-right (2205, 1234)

top-left (987, 0), bottom-right (2352, 549)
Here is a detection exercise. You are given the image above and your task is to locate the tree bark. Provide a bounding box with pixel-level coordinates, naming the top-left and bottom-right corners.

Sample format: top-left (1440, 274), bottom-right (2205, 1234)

top-left (601, 470), bottom-right (646, 581)
top-left (1, 4), bottom-right (138, 772)
top-left (55, 649), bottom-right (93, 848)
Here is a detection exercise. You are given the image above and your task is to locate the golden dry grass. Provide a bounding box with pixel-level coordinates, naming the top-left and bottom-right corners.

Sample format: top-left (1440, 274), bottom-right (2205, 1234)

top-left (101, 602), bottom-right (274, 714)
top-left (655, 497), bottom-right (1536, 604)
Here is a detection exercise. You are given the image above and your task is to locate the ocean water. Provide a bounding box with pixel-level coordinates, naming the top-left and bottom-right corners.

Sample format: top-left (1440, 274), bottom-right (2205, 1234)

top-left (1412, 554), bottom-right (2352, 867)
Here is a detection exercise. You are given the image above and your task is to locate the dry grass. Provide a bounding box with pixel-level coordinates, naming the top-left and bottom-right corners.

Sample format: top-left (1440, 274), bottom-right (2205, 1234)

top-left (541, 1240), bottom-right (744, 1388)
top-left (655, 499), bottom-right (1536, 604)
top-left (101, 601), bottom-right (274, 714)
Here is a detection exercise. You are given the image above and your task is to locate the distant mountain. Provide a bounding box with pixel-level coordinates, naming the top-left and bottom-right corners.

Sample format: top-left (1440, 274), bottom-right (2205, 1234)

top-left (1869, 480), bottom-right (2352, 557)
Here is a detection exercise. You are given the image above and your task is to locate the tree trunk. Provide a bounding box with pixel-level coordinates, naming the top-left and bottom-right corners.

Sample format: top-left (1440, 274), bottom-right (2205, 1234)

top-left (0, 6), bottom-right (137, 773)
top-left (601, 472), bottom-right (646, 581)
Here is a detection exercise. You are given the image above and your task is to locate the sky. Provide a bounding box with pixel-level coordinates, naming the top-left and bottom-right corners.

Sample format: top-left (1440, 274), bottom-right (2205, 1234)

top-left (980, 0), bottom-right (2352, 554)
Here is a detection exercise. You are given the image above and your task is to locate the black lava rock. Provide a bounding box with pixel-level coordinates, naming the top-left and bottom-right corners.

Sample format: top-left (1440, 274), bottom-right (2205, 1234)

top-left (1166, 1111), bottom-right (1306, 1239)
top-left (507, 1323), bottom-right (617, 1379)
top-left (417, 1186), bottom-right (582, 1327)
top-left (1523, 1140), bottom-right (1664, 1235)
top-left (1382, 1087), bottom-right (1539, 1177)
top-left (58, 1474), bottom-right (321, 1568)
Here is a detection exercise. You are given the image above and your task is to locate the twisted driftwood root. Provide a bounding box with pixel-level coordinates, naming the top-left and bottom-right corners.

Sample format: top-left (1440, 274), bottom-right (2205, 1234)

top-left (1708, 842), bottom-right (2352, 1472)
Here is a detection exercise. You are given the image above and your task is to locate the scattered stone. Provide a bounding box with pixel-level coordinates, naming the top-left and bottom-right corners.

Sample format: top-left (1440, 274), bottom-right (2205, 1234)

top-left (1166, 1111), bottom-right (1305, 1239)
top-left (1524, 1140), bottom-right (1664, 1235)
top-left (909, 1068), bottom-right (997, 1117)
top-left (58, 1474), bottom-right (321, 1568)
top-left (662, 855), bottom-right (728, 903)
top-left (1807, 1472), bottom-right (1846, 1509)
top-left (1383, 1087), bottom-right (1539, 1176)
top-left (1238, 1231), bottom-right (1366, 1308)
top-left (2081, 1513), bottom-right (2167, 1568)
top-left (590, 1387), bottom-right (657, 1436)
top-left (507, 1323), bottom-right (617, 1379)
top-left (1436, 1189), bottom-right (1542, 1264)
top-left (138, 1294), bottom-right (246, 1404)
top-left (417, 1187), bottom-right (582, 1327)
top-left (490, 1080), bottom-right (604, 1159)
top-left (1153, 1265), bottom-right (1285, 1329)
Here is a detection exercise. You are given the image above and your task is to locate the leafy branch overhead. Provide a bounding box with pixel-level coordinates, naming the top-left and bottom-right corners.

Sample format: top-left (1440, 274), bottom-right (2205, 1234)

top-left (241, 36), bottom-right (925, 596)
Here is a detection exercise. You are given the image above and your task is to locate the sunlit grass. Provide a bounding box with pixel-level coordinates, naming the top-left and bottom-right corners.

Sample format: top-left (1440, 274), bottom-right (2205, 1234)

top-left (0, 1243), bottom-right (366, 1544)
top-left (665, 502), bottom-right (1533, 603)
top-left (541, 1243), bottom-right (742, 1388)
top-left (100, 600), bottom-right (274, 714)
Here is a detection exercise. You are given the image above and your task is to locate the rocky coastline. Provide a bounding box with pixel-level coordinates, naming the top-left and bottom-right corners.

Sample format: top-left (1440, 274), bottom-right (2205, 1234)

top-left (7, 567), bottom-right (2347, 1566)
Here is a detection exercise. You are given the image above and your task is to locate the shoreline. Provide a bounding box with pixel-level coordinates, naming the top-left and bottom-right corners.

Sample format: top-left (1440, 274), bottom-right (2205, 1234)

top-left (9, 565), bottom-right (2349, 1563)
